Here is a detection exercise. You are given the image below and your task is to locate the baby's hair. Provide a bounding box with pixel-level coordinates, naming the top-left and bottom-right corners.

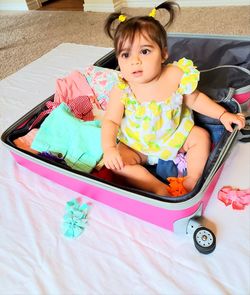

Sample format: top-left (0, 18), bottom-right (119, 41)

top-left (104, 1), bottom-right (180, 57)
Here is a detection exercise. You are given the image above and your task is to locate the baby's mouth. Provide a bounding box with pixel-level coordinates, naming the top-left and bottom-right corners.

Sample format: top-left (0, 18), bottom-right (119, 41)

top-left (132, 70), bottom-right (143, 77)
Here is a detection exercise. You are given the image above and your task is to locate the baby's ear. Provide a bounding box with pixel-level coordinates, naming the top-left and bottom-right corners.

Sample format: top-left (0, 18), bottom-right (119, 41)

top-left (162, 48), bottom-right (168, 63)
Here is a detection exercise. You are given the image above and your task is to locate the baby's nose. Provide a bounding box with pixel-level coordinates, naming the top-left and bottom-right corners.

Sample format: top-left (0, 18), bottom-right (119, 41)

top-left (131, 55), bottom-right (141, 65)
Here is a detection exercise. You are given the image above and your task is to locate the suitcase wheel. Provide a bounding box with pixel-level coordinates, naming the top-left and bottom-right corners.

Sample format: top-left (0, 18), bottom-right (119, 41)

top-left (193, 226), bottom-right (216, 254)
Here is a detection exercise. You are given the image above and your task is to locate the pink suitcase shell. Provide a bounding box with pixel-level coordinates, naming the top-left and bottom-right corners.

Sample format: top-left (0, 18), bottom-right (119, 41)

top-left (1, 34), bottom-right (250, 254)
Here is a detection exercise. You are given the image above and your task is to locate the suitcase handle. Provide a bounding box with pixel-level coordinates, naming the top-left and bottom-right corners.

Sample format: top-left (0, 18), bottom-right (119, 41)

top-left (238, 116), bottom-right (250, 143)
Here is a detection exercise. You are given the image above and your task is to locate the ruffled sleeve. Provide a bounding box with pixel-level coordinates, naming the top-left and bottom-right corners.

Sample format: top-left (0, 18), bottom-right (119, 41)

top-left (175, 58), bottom-right (200, 95)
top-left (117, 77), bottom-right (136, 107)
top-left (117, 77), bottom-right (128, 105)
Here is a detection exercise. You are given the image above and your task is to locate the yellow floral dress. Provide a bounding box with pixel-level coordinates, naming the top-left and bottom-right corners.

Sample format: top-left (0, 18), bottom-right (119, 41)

top-left (117, 58), bottom-right (200, 164)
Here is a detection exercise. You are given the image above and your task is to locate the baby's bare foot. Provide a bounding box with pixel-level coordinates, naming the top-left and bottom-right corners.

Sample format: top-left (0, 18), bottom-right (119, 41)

top-left (156, 185), bottom-right (171, 197)
top-left (183, 176), bottom-right (198, 192)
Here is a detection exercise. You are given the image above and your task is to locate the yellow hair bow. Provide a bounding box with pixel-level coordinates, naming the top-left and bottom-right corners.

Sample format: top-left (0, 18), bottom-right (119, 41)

top-left (118, 14), bottom-right (127, 22)
top-left (149, 7), bottom-right (156, 18)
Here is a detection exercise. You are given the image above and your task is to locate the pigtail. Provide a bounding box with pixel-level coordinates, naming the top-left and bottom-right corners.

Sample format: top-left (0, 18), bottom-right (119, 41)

top-left (104, 12), bottom-right (125, 40)
top-left (155, 1), bottom-right (180, 28)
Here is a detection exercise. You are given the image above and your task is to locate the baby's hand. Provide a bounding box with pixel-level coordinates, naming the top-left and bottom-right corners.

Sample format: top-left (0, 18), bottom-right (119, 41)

top-left (103, 146), bottom-right (124, 170)
top-left (220, 111), bottom-right (246, 132)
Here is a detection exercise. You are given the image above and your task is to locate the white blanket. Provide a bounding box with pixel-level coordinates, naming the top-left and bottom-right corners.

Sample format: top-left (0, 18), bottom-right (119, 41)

top-left (0, 43), bottom-right (249, 295)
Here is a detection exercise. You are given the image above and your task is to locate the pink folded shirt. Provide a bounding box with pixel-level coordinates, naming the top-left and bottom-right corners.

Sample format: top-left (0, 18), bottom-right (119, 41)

top-left (54, 70), bottom-right (94, 104)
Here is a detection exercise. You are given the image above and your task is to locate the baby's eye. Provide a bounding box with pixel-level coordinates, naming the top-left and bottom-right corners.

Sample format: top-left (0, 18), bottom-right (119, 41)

top-left (141, 49), bottom-right (150, 55)
top-left (121, 52), bottom-right (129, 58)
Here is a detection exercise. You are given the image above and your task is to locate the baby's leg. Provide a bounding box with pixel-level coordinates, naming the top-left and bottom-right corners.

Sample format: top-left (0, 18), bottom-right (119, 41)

top-left (114, 143), bottom-right (170, 196)
top-left (182, 126), bottom-right (211, 192)
top-left (117, 142), bottom-right (143, 166)
top-left (115, 164), bottom-right (171, 196)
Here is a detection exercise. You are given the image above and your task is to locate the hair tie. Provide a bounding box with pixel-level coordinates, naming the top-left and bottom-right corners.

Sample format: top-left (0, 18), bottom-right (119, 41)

top-left (118, 14), bottom-right (126, 22)
top-left (148, 7), bottom-right (156, 18)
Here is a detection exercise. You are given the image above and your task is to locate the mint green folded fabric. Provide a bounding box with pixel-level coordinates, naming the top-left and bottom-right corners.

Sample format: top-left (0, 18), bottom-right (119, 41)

top-left (31, 103), bottom-right (103, 173)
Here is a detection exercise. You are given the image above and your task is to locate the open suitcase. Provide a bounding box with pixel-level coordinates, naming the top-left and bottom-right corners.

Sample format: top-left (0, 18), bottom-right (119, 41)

top-left (1, 34), bottom-right (250, 254)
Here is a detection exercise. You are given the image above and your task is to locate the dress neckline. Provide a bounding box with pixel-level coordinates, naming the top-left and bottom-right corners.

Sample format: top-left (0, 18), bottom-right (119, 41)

top-left (119, 76), bottom-right (181, 106)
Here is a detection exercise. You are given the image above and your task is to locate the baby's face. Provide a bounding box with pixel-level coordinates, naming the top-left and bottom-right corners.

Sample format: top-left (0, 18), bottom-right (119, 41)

top-left (117, 33), bottom-right (166, 85)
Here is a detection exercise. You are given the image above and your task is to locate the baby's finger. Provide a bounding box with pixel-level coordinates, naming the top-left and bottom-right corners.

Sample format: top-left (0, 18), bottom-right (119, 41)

top-left (234, 117), bottom-right (246, 130)
top-left (113, 157), bottom-right (123, 170)
top-left (237, 120), bottom-right (245, 130)
top-left (105, 160), bottom-right (115, 170)
top-left (117, 156), bottom-right (124, 170)
top-left (224, 121), bottom-right (234, 132)
top-left (104, 161), bottom-right (112, 170)
top-left (117, 156), bottom-right (125, 170)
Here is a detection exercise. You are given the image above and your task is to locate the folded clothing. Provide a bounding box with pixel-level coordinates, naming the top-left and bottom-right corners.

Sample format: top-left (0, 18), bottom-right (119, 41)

top-left (84, 65), bottom-right (119, 110)
top-left (13, 128), bottom-right (39, 154)
top-left (31, 103), bottom-right (103, 173)
top-left (54, 70), bottom-right (94, 104)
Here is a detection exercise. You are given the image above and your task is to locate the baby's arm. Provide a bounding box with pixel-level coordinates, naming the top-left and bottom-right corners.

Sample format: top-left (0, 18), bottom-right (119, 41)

top-left (102, 86), bottom-right (124, 170)
top-left (184, 90), bottom-right (245, 132)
